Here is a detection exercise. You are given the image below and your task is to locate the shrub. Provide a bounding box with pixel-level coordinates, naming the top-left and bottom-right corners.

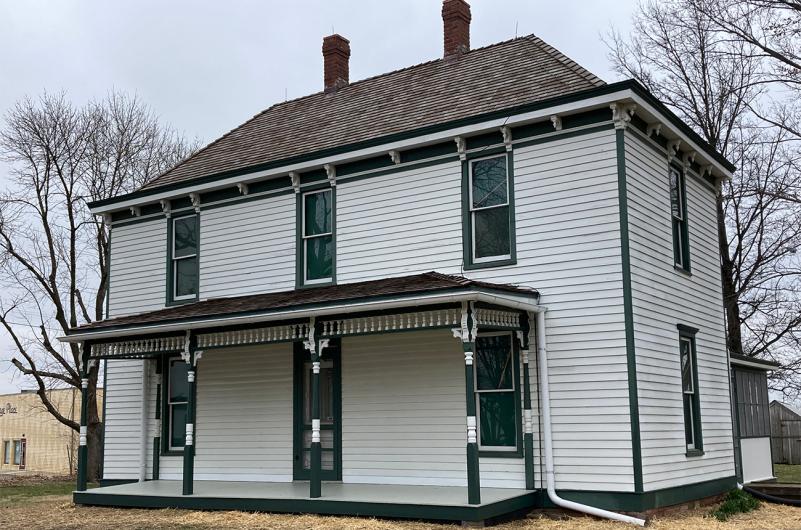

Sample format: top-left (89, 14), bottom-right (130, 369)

top-left (710, 489), bottom-right (760, 521)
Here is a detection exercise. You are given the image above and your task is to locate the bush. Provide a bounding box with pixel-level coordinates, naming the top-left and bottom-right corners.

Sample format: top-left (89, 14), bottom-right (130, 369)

top-left (710, 489), bottom-right (760, 521)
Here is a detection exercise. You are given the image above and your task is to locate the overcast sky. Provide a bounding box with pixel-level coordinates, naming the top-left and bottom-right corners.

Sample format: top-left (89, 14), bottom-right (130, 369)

top-left (0, 0), bottom-right (637, 394)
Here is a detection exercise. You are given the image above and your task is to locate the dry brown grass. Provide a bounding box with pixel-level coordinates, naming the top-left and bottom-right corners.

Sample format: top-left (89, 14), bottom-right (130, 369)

top-left (2, 493), bottom-right (801, 530)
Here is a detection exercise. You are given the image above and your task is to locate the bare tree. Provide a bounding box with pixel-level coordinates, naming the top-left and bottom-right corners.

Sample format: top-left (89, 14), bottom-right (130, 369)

top-left (0, 92), bottom-right (195, 480)
top-left (606, 0), bottom-right (801, 397)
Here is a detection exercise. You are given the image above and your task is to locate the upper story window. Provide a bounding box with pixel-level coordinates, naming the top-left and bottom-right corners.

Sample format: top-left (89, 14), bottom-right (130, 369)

top-left (300, 189), bottom-right (335, 286)
top-left (678, 325), bottom-right (703, 456)
top-left (463, 153), bottom-right (517, 269)
top-left (169, 214), bottom-right (199, 303)
top-left (475, 333), bottom-right (521, 454)
top-left (669, 166), bottom-right (691, 272)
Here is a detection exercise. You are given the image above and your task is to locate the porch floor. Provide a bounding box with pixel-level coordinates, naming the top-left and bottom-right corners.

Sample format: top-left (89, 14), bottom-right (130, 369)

top-left (75, 480), bottom-right (537, 522)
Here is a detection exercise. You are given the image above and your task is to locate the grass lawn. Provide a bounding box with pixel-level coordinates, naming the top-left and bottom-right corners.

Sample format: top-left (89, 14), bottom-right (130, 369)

top-left (774, 464), bottom-right (801, 483)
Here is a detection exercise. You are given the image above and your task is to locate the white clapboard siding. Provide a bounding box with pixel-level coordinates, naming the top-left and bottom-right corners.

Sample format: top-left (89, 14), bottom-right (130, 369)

top-left (199, 195), bottom-right (296, 299)
top-left (335, 129), bottom-right (632, 491)
top-left (341, 331), bottom-right (468, 486)
top-left (625, 130), bottom-right (734, 491)
top-left (103, 359), bottom-right (145, 480)
top-left (148, 344), bottom-right (294, 481)
top-left (108, 219), bottom-right (166, 317)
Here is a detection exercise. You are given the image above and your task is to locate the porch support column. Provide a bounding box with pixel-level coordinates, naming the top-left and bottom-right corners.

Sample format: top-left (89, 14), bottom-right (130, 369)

top-left (518, 312), bottom-right (535, 490)
top-left (76, 342), bottom-right (91, 492)
top-left (153, 362), bottom-right (162, 480)
top-left (182, 332), bottom-right (200, 496)
top-left (453, 301), bottom-right (480, 505)
top-left (304, 318), bottom-right (330, 499)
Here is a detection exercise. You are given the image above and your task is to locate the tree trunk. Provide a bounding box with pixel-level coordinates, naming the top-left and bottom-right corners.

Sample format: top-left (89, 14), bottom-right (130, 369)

top-left (717, 191), bottom-right (744, 356)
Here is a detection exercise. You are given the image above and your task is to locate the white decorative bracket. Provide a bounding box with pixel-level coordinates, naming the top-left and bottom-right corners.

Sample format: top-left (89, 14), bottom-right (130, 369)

top-left (325, 164), bottom-right (336, 187)
top-left (683, 151), bottom-right (696, 169)
top-left (610, 102), bottom-right (637, 130)
top-left (388, 150), bottom-right (401, 165)
top-left (303, 317), bottom-right (317, 355)
top-left (703, 165), bottom-right (713, 178)
top-left (159, 200), bottom-right (171, 218)
top-left (647, 123), bottom-right (662, 137)
top-left (102, 213), bottom-right (112, 226)
top-left (455, 136), bottom-right (467, 161)
top-left (500, 126), bottom-right (513, 151)
top-left (667, 139), bottom-right (682, 161)
top-left (237, 183), bottom-right (249, 195)
top-left (189, 192), bottom-right (201, 212)
top-left (550, 115), bottom-right (563, 131)
top-left (451, 301), bottom-right (478, 344)
top-left (180, 331), bottom-right (203, 365)
top-left (129, 206), bottom-right (141, 217)
top-left (289, 171), bottom-right (301, 193)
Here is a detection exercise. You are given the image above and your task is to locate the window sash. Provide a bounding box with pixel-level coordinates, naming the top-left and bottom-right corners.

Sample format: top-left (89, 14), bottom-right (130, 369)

top-left (13, 440), bottom-right (21, 465)
top-left (167, 359), bottom-right (189, 451)
top-left (679, 332), bottom-right (701, 452)
top-left (474, 332), bottom-right (518, 451)
top-left (302, 190), bottom-right (334, 284)
top-left (171, 216), bottom-right (198, 301)
top-left (469, 155), bottom-right (511, 263)
top-left (2, 441), bottom-right (9, 464)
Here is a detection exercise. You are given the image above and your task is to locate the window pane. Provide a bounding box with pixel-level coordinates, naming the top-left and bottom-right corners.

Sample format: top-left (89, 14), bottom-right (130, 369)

top-left (479, 393), bottom-right (516, 447)
top-left (684, 395), bottom-right (694, 447)
top-left (670, 169), bottom-right (682, 220)
top-left (474, 206), bottom-right (510, 259)
top-left (306, 235), bottom-right (333, 280)
top-left (476, 335), bottom-right (513, 390)
top-left (472, 157), bottom-right (508, 209)
top-left (171, 404), bottom-right (187, 448)
top-left (3, 441), bottom-right (9, 464)
top-left (304, 191), bottom-right (332, 236)
top-left (13, 440), bottom-right (21, 465)
top-left (169, 360), bottom-right (189, 402)
top-left (174, 217), bottom-right (197, 258)
top-left (175, 257), bottom-right (198, 298)
top-left (680, 339), bottom-right (693, 393)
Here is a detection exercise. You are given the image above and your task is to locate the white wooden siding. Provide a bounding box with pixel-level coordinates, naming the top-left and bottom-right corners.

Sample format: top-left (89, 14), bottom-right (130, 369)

top-left (148, 344), bottom-right (294, 481)
top-left (199, 195), bottom-right (296, 299)
top-left (625, 130), bottom-right (734, 491)
top-left (108, 219), bottom-right (166, 317)
top-left (102, 358), bottom-right (145, 480)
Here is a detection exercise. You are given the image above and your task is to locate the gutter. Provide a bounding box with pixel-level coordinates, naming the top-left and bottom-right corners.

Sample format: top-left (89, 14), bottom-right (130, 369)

top-left (58, 290), bottom-right (541, 343)
top-left (535, 309), bottom-right (646, 526)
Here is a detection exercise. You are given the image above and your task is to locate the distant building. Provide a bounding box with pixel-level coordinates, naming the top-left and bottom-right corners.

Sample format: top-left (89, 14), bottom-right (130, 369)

top-left (0, 388), bottom-right (103, 474)
top-left (770, 401), bottom-right (801, 465)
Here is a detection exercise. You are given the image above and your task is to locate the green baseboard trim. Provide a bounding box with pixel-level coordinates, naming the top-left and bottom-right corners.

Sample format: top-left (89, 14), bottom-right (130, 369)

top-left (98, 479), bottom-right (139, 487)
top-left (73, 490), bottom-right (538, 522)
top-left (540, 476), bottom-right (737, 512)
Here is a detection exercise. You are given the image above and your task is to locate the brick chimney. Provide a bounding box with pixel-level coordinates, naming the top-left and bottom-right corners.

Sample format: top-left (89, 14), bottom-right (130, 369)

top-left (323, 34), bottom-right (350, 92)
top-left (442, 0), bottom-right (471, 57)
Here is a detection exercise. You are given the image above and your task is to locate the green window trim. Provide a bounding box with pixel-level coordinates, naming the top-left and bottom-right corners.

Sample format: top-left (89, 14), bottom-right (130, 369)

top-left (462, 150), bottom-right (517, 270)
top-left (296, 187), bottom-right (337, 288)
top-left (161, 355), bottom-right (188, 456)
top-left (475, 332), bottom-right (523, 457)
top-left (677, 324), bottom-right (703, 456)
top-left (166, 213), bottom-right (200, 305)
top-left (669, 165), bottom-right (691, 272)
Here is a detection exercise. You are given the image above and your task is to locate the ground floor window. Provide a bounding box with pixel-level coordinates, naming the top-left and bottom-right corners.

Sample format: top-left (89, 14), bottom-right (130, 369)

top-left (2, 440), bottom-right (10, 464)
top-left (678, 324), bottom-right (703, 455)
top-left (13, 440), bottom-right (22, 465)
top-left (474, 333), bottom-right (521, 453)
top-left (165, 357), bottom-right (190, 451)
top-left (3, 439), bottom-right (24, 466)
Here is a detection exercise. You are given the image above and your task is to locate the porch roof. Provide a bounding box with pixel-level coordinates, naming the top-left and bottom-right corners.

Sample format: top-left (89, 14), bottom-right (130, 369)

top-left (62, 272), bottom-right (538, 343)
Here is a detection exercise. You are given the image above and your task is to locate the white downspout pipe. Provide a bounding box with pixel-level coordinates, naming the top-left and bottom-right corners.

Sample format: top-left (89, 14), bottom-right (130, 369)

top-left (536, 310), bottom-right (646, 526)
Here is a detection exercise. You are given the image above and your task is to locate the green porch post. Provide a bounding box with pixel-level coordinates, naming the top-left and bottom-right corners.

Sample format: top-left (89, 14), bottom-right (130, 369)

top-left (519, 313), bottom-right (535, 490)
top-left (153, 378), bottom-right (161, 481)
top-left (455, 302), bottom-right (480, 505)
top-left (304, 319), bottom-right (328, 499)
top-left (182, 333), bottom-right (198, 496)
top-left (76, 342), bottom-right (91, 492)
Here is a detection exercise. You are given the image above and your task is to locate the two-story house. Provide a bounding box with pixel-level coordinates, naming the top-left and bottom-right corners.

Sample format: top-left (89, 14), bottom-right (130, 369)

top-left (64, 1), bottom-right (738, 525)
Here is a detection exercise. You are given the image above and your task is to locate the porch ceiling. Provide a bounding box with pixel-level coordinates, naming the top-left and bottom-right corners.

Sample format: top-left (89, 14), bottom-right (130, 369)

top-left (61, 272), bottom-right (539, 344)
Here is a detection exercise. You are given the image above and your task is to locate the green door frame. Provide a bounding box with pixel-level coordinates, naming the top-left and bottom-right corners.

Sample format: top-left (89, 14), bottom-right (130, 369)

top-left (293, 340), bottom-right (342, 481)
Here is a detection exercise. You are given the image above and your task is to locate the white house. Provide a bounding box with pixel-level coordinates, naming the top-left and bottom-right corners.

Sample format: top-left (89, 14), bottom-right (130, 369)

top-left (63, 0), bottom-right (738, 524)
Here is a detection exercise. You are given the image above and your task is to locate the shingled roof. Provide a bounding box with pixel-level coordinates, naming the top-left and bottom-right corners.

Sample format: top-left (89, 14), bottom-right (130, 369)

top-left (142, 35), bottom-right (604, 191)
top-left (71, 272), bottom-right (538, 333)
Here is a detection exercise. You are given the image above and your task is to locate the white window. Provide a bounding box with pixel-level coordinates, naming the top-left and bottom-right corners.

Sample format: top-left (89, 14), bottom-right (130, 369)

top-left (171, 215), bottom-right (198, 301)
top-left (469, 155), bottom-right (512, 263)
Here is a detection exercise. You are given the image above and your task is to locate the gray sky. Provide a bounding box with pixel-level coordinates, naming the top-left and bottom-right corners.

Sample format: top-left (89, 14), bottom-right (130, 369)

top-left (0, 0), bottom-right (636, 393)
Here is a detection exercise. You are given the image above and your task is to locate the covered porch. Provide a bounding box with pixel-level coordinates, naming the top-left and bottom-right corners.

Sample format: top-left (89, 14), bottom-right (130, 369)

top-left (75, 480), bottom-right (537, 522)
top-left (63, 272), bottom-right (544, 520)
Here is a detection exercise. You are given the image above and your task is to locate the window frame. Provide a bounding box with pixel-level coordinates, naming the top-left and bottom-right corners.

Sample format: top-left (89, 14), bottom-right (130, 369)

top-left (462, 150), bottom-right (517, 270)
top-left (161, 355), bottom-right (189, 455)
top-left (297, 187), bottom-right (336, 287)
top-left (669, 165), bottom-right (691, 273)
top-left (678, 324), bottom-right (703, 456)
top-left (474, 331), bottom-right (523, 457)
top-left (12, 439), bottom-right (22, 465)
top-left (2, 440), bottom-right (10, 464)
top-left (167, 213), bottom-right (200, 305)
